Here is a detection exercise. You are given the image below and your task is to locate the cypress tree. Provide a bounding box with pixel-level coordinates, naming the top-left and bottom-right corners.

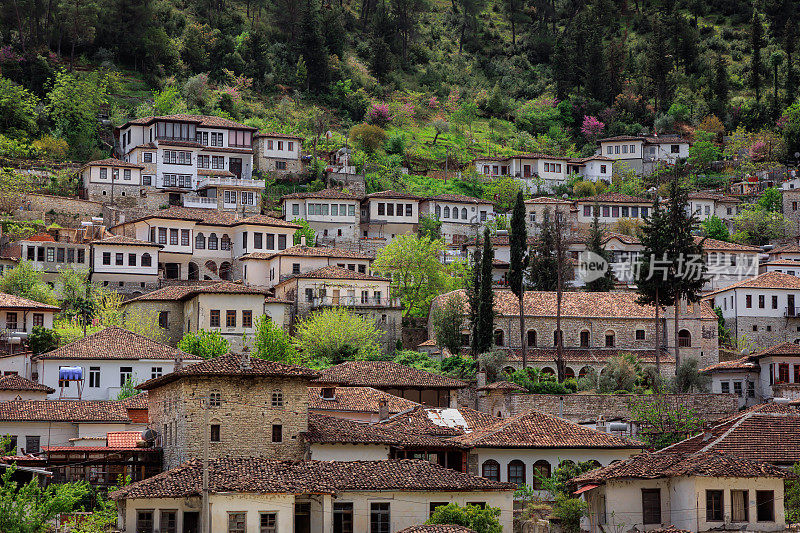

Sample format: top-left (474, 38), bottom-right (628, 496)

top-left (529, 209), bottom-right (558, 291)
top-left (785, 20), bottom-right (796, 106)
top-left (477, 227), bottom-right (496, 354)
top-left (468, 238), bottom-right (483, 356)
top-left (509, 191), bottom-right (530, 367)
top-left (585, 206), bottom-right (615, 292)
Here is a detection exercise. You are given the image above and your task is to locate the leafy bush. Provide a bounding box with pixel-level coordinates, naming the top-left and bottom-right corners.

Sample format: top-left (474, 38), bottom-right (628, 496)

top-left (177, 330), bottom-right (230, 360)
top-left (426, 503), bottom-right (503, 533)
top-left (552, 494), bottom-right (588, 533)
top-left (349, 123), bottom-right (386, 153)
top-left (385, 131), bottom-right (406, 155)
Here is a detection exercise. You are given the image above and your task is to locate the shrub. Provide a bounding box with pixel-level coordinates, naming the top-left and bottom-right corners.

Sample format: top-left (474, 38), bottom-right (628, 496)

top-left (32, 135), bottom-right (69, 160)
top-left (349, 123), bottom-right (386, 153)
top-left (366, 102), bottom-right (392, 126)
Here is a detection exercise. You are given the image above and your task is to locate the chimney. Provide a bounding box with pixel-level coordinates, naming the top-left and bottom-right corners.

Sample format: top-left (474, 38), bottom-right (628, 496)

top-left (596, 415), bottom-right (606, 432)
top-left (300, 235), bottom-right (307, 246)
top-left (240, 346), bottom-right (251, 371)
top-left (477, 370), bottom-right (486, 389)
top-left (173, 353), bottom-right (184, 372)
top-left (378, 398), bottom-right (389, 421)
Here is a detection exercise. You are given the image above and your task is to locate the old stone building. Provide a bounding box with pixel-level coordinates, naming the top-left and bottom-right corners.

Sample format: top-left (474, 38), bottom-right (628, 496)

top-left (137, 353), bottom-right (319, 469)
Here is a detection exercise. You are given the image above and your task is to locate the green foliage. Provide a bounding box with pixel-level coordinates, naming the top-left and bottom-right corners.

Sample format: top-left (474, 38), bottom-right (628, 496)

top-left (469, 227), bottom-right (495, 356)
top-left (701, 216), bottom-right (731, 241)
top-left (598, 353), bottom-right (641, 393)
top-left (714, 306), bottom-right (732, 347)
top-left (758, 187), bottom-right (783, 212)
top-left (552, 494), bottom-right (589, 533)
top-left (27, 326), bottom-right (59, 355)
top-left (585, 208), bottom-right (615, 292)
top-left (628, 395), bottom-right (704, 449)
top-left (786, 461), bottom-right (800, 523)
top-left (431, 293), bottom-right (464, 355)
top-left (733, 204), bottom-right (793, 245)
top-left (292, 219), bottom-right (316, 246)
top-left (0, 77), bottom-right (40, 138)
top-left (688, 140), bottom-right (722, 169)
top-left (349, 123), bottom-right (387, 153)
top-left (0, 466), bottom-right (90, 533)
top-left (417, 215), bottom-right (442, 240)
top-left (507, 367), bottom-right (572, 394)
top-left (46, 70), bottom-right (112, 157)
top-left (0, 169), bottom-right (33, 214)
top-left (116, 376), bottom-right (138, 400)
top-left (476, 350), bottom-right (508, 382)
top-left (254, 315), bottom-right (300, 364)
top-left (177, 330), bottom-right (230, 360)
top-left (393, 350), bottom-right (439, 372)
top-left (671, 358), bottom-right (711, 393)
top-left (0, 261), bottom-right (58, 305)
top-left (293, 307), bottom-right (381, 364)
top-left (482, 174), bottom-right (522, 211)
top-left (426, 503), bottom-right (503, 533)
top-left (439, 355), bottom-right (477, 380)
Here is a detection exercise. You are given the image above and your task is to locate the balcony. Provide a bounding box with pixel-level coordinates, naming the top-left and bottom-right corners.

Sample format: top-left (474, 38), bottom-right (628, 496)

top-left (183, 195), bottom-right (217, 209)
top-left (197, 177), bottom-right (264, 190)
top-left (309, 296), bottom-right (401, 309)
top-left (786, 307), bottom-right (799, 318)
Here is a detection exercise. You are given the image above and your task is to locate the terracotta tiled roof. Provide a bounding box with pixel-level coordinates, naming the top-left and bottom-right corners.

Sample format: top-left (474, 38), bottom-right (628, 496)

top-left (255, 131), bottom-right (304, 140)
top-left (763, 259), bottom-right (800, 267)
top-left (573, 451), bottom-right (792, 485)
top-left (304, 413), bottom-right (448, 446)
top-left (769, 244), bottom-right (800, 255)
top-left (110, 458), bottom-right (514, 500)
top-left (448, 410), bottom-right (643, 448)
top-left (476, 380), bottom-right (526, 392)
top-left (315, 361), bottom-right (467, 389)
top-left (240, 245), bottom-right (373, 261)
top-left (126, 282), bottom-right (283, 304)
top-left (112, 207), bottom-right (300, 229)
top-left (119, 391), bottom-right (149, 409)
top-left (122, 114), bottom-right (256, 130)
top-left (22, 233), bottom-right (55, 242)
top-left (307, 386), bottom-right (419, 414)
top-left (81, 158), bottom-right (144, 170)
top-left (525, 197), bottom-right (574, 205)
top-left (398, 526), bottom-right (476, 533)
top-left (0, 400), bottom-right (130, 422)
top-left (599, 135), bottom-right (643, 142)
top-left (752, 342), bottom-right (800, 357)
top-left (281, 188), bottom-right (362, 200)
top-left (701, 356), bottom-right (758, 373)
top-left (0, 375), bottom-right (54, 393)
top-left (568, 155), bottom-right (614, 163)
top-left (704, 272), bottom-right (800, 297)
top-left (422, 194), bottom-right (493, 205)
top-left (688, 191), bottom-right (740, 203)
top-left (365, 190), bottom-right (421, 200)
top-left (602, 231), bottom-right (641, 245)
top-left (644, 134), bottom-right (688, 144)
top-left (0, 292), bottom-right (59, 311)
top-left (137, 353), bottom-right (320, 390)
top-left (694, 236), bottom-right (760, 252)
top-left (90, 235), bottom-right (163, 247)
top-left (379, 406), bottom-right (498, 438)
top-left (37, 326), bottom-right (192, 361)
top-left (106, 431), bottom-right (142, 448)
top-left (575, 192), bottom-right (651, 204)
top-left (278, 265), bottom-right (388, 282)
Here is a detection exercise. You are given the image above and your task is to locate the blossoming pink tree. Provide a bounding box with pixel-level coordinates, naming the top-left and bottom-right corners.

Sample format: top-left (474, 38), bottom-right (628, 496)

top-left (581, 115), bottom-right (605, 140)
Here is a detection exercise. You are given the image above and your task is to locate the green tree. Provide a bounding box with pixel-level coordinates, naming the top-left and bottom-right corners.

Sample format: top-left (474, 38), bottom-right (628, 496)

top-left (292, 219), bottom-right (316, 246)
top-left (418, 215), bottom-right (442, 240)
top-left (475, 227), bottom-right (496, 354)
top-left (751, 7), bottom-right (764, 102)
top-left (688, 138), bottom-right (722, 170)
top-left (58, 268), bottom-right (96, 336)
top-left (509, 190), bottom-right (530, 366)
top-left (783, 98), bottom-right (800, 158)
top-left (116, 376), bottom-right (138, 400)
top-left (0, 466), bottom-right (90, 533)
top-left (298, 0), bottom-right (329, 91)
top-left (701, 216), bottom-right (731, 241)
top-left (482, 174), bottom-right (522, 210)
top-left (628, 395), bottom-right (704, 449)
top-left (585, 207), bottom-right (615, 292)
top-left (598, 353), bottom-right (641, 393)
top-left (432, 293), bottom-right (464, 355)
top-left (349, 123), bottom-right (387, 153)
top-left (254, 315), bottom-right (300, 364)
top-left (0, 169), bottom-right (33, 215)
top-left (786, 461), bottom-right (800, 523)
top-left (177, 330), bottom-right (230, 360)
top-left (671, 358), bottom-right (711, 393)
top-left (27, 326), bottom-right (59, 354)
top-left (0, 261), bottom-right (57, 305)
top-left (46, 70), bottom-right (111, 157)
top-left (426, 503), bottom-right (502, 533)
top-left (292, 307), bottom-right (381, 364)
top-left (528, 209), bottom-right (559, 291)
top-left (758, 187), bottom-right (783, 212)
top-left (374, 235), bottom-right (447, 317)
top-left (733, 204), bottom-right (793, 245)
top-left (0, 77), bottom-right (40, 137)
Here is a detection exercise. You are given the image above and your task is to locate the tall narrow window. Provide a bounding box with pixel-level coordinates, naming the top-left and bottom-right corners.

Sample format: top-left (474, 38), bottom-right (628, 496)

top-left (508, 460), bottom-right (526, 486)
top-left (706, 490), bottom-right (724, 522)
top-left (370, 503), bottom-right (390, 533)
top-left (642, 489), bottom-right (661, 524)
top-left (333, 503), bottom-right (353, 533)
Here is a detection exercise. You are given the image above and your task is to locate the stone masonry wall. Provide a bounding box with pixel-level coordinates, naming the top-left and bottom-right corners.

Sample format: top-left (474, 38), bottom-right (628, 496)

top-left (730, 316), bottom-right (799, 349)
top-left (150, 375), bottom-right (310, 470)
top-left (123, 301), bottom-right (185, 346)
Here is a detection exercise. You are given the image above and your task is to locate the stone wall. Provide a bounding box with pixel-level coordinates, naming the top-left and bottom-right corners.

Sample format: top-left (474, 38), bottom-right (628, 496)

top-left (123, 300), bottom-right (185, 346)
top-left (783, 190), bottom-right (800, 233)
top-left (402, 317), bottom-right (429, 351)
top-left (18, 194), bottom-right (103, 226)
top-left (728, 316), bottom-right (798, 349)
top-left (150, 374), bottom-right (310, 470)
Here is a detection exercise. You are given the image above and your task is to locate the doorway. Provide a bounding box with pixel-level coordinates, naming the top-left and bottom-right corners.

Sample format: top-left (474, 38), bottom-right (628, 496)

top-left (183, 512), bottom-right (199, 533)
top-left (229, 158), bottom-right (242, 178)
top-left (294, 502), bottom-right (310, 533)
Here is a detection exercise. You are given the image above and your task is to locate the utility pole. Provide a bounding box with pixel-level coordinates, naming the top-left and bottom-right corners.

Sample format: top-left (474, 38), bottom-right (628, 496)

top-left (202, 396), bottom-right (210, 533)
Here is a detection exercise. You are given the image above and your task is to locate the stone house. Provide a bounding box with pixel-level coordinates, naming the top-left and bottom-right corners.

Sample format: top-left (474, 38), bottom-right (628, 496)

top-left (524, 197), bottom-right (577, 233)
top-left (240, 245), bottom-right (373, 288)
top-left (573, 452), bottom-right (792, 533)
top-left (121, 281), bottom-right (291, 351)
top-left (281, 188), bottom-right (362, 244)
top-left (253, 131), bottom-right (304, 175)
top-left (360, 190), bottom-right (420, 245)
top-left (418, 194), bottom-right (495, 245)
top-left (272, 265), bottom-right (401, 351)
top-left (15, 232), bottom-right (90, 285)
top-left (80, 158), bottom-right (146, 203)
top-left (782, 187), bottom-right (800, 233)
top-left (136, 353), bottom-right (320, 469)
top-left (472, 154), bottom-right (613, 193)
top-left (704, 271), bottom-right (800, 348)
top-left (110, 457), bottom-right (515, 533)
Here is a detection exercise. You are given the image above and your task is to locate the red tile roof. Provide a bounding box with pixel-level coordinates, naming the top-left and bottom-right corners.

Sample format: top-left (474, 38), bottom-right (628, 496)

top-left (704, 272), bottom-right (800, 297)
top-left (113, 207), bottom-right (300, 229)
top-left (695, 236), bottom-right (761, 252)
top-left (110, 458), bottom-right (514, 500)
top-left (769, 244), bottom-right (800, 255)
top-left (0, 292), bottom-right (59, 311)
top-left (90, 235), bottom-right (163, 247)
top-left (0, 375), bottom-right (54, 393)
top-left (24, 233), bottom-right (56, 242)
top-left (119, 391), bottom-right (149, 410)
top-left (307, 386), bottom-right (419, 414)
top-left (126, 282), bottom-right (277, 304)
top-left (0, 400), bottom-right (131, 422)
top-left (315, 361), bottom-right (466, 389)
top-left (575, 192), bottom-right (651, 204)
top-left (255, 131), bottom-right (304, 140)
top-left (448, 410), bottom-right (643, 449)
top-left (525, 197), bottom-right (574, 205)
top-left (137, 353), bottom-right (320, 390)
top-left (281, 188), bottom-right (362, 200)
top-left (476, 380), bottom-right (526, 392)
top-left (106, 431), bottom-right (143, 448)
top-left (240, 245), bottom-right (373, 261)
top-left (278, 265), bottom-right (388, 282)
top-left (121, 114), bottom-right (256, 130)
top-left (81, 158), bottom-right (144, 170)
top-left (37, 326), bottom-right (193, 361)
top-left (304, 413), bottom-right (454, 447)
top-left (365, 190), bottom-right (421, 200)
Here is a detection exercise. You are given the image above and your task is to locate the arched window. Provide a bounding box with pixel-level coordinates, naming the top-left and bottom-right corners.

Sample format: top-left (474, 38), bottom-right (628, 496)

top-left (503, 366), bottom-right (516, 376)
top-left (554, 330), bottom-right (562, 347)
top-left (208, 233), bottom-right (219, 250)
top-left (678, 329), bottom-right (692, 347)
top-left (527, 330), bottom-right (537, 347)
top-left (141, 253), bottom-right (152, 267)
top-left (605, 330), bottom-right (615, 347)
top-left (482, 460), bottom-right (500, 481)
top-left (209, 389), bottom-right (221, 408)
top-left (271, 389), bottom-right (284, 408)
top-left (220, 234), bottom-right (231, 251)
top-left (578, 366), bottom-right (591, 378)
top-left (205, 260), bottom-right (218, 275)
top-left (494, 329), bottom-right (504, 346)
top-left (559, 459), bottom-right (576, 469)
top-left (444, 206), bottom-right (450, 218)
top-left (508, 460), bottom-right (526, 486)
top-left (580, 330), bottom-right (590, 348)
top-left (461, 208), bottom-right (467, 219)
top-left (195, 233), bottom-right (205, 249)
top-left (188, 262), bottom-right (199, 281)
top-left (709, 252), bottom-right (717, 264)
top-left (219, 261), bottom-right (232, 281)
top-left (541, 367), bottom-right (555, 376)
top-left (565, 367), bottom-right (575, 379)
top-left (532, 460), bottom-right (551, 490)
top-left (435, 205), bottom-right (441, 218)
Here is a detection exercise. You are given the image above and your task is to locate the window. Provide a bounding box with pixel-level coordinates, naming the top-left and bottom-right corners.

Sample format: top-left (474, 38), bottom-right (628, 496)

top-left (56, 248), bottom-right (65, 263)
top-left (731, 490), bottom-right (749, 522)
top-left (221, 235), bottom-right (231, 251)
top-left (115, 253), bottom-right (124, 266)
top-left (378, 203), bottom-right (385, 216)
top-left (370, 503), bottom-right (390, 533)
top-left (25, 435), bottom-right (40, 454)
top-left (706, 490), bottom-right (724, 521)
top-left (208, 233), bottom-right (218, 250)
top-left (228, 512), bottom-right (246, 533)
top-left (671, 144), bottom-right (680, 153)
top-left (601, 164), bottom-right (607, 173)
top-left (195, 233), bottom-right (206, 249)
top-left (532, 460), bottom-right (551, 490)
top-left (4, 312), bottom-right (17, 330)
top-left (254, 232), bottom-right (263, 249)
top-left (605, 332), bottom-right (615, 347)
top-left (527, 330), bottom-right (537, 347)
top-left (678, 329), bottom-right (691, 347)
top-left (580, 330), bottom-right (590, 347)
top-left (141, 253), bottom-right (152, 267)
top-left (33, 313), bottom-right (44, 327)
top-left (210, 390), bottom-right (221, 407)
top-left (430, 502), bottom-right (448, 517)
top-left (271, 390), bottom-right (283, 408)
top-left (120, 367), bottom-right (132, 387)
top-left (759, 294), bottom-right (765, 308)
top-left (210, 310), bottom-right (221, 327)
top-left (642, 489), bottom-right (661, 524)
top-left (151, 366), bottom-right (163, 379)
top-left (278, 234), bottom-right (287, 250)
top-left (276, 161), bottom-right (286, 170)
top-left (89, 366), bottom-right (100, 387)
top-left (158, 311), bottom-right (169, 329)
top-left (242, 310), bottom-right (252, 328)
top-left (143, 174), bottom-right (152, 186)
top-left (721, 381), bottom-right (730, 394)
top-left (157, 227), bottom-right (167, 245)
top-left (602, 206), bottom-right (610, 217)
top-left (102, 252), bottom-right (111, 265)
top-left (210, 424), bottom-right (221, 442)
top-left (756, 490), bottom-right (774, 522)
top-left (773, 295), bottom-right (779, 309)
top-left (128, 253), bottom-right (137, 266)
top-left (136, 510), bottom-right (154, 533)
top-left (508, 460), bottom-right (526, 486)
top-left (226, 310), bottom-right (236, 328)
top-left (482, 460), bottom-right (500, 481)
top-left (493, 329), bottom-right (504, 346)
top-left (271, 424), bottom-right (283, 443)
top-left (260, 512), bottom-right (277, 533)
top-left (100, 168), bottom-right (108, 180)
top-left (748, 380), bottom-right (755, 398)
top-left (584, 205), bottom-right (591, 216)
top-left (746, 295), bottom-right (752, 308)
top-left (636, 329), bottom-right (646, 340)
top-left (387, 203), bottom-right (394, 216)
top-left (181, 229), bottom-right (190, 246)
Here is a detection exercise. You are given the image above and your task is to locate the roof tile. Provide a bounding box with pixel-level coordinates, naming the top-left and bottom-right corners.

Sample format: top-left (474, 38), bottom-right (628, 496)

top-left (37, 326), bottom-right (193, 361)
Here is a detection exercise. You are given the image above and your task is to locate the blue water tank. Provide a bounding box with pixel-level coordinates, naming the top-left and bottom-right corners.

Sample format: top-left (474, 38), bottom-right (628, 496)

top-left (59, 367), bottom-right (83, 381)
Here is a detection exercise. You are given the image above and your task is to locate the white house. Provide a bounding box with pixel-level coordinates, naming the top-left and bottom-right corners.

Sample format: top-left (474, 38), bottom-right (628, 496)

top-left (89, 235), bottom-right (162, 295)
top-left (110, 458), bottom-right (515, 533)
top-left (575, 192), bottom-right (652, 227)
top-left (253, 132), bottom-right (304, 175)
top-left (473, 153), bottom-right (611, 193)
top-left (80, 158), bottom-right (146, 203)
top-left (281, 188), bottom-right (363, 243)
top-left (762, 259), bottom-right (800, 277)
top-left (240, 245), bottom-right (373, 287)
top-left (360, 190), bottom-right (421, 243)
top-left (419, 194), bottom-right (495, 245)
top-left (0, 374), bottom-right (54, 401)
top-left (32, 326), bottom-right (200, 400)
top-left (598, 134), bottom-right (690, 175)
top-left (573, 452), bottom-right (791, 533)
top-left (688, 191), bottom-right (741, 226)
top-left (699, 237), bottom-right (761, 293)
top-left (0, 292), bottom-right (59, 355)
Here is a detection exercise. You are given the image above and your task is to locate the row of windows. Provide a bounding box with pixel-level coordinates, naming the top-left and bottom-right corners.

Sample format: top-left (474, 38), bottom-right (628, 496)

top-left (101, 252), bottom-right (152, 267)
top-left (151, 228), bottom-right (191, 247)
top-left (490, 327), bottom-right (683, 349)
top-left (197, 155), bottom-right (225, 169)
top-left (638, 488), bottom-right (773, 525)
top-left (207, 389), bottom-right (283, 409)
top-left (744, 293), bottom-right (798, 312)
top-left (265, 139), bottom-right (294, 151)
top-left (719, 379), bottom-right (756, 398)
top-left (302, 203), bottom-right (357, 217)
top-left (376, 202), bottom-right (413, 217)
top-left (209, 309), bottom-right (254, 328)
top-left (61, 366), bottom-right (162, 389)
top-left (304, 288), bottom-right (382, 303)
top-left (1, 435), bottom-right (40, 454)
top-left (434, 205), bottom-right (470, 220)
top-left (98, 168), bottom-right (133, 180)
top-left (768, 362), bottom-right (800, 385)
top-left (605, 144), bottom-right (638, 155)
top-left (26, 246), bottom-right (86, 264)
top-left (582, 204), bottom-right (649, 218)
top-left (223, 191), bottom-right (256, 205)
top-left (542, 162), bottom-right (562, 173)
top-left (162, 173), bottom-right (192, 188)
top-left (4, 312), bottom-right (44, 330)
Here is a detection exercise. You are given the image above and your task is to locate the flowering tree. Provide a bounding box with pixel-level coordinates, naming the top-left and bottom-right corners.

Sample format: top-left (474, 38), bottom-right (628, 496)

top-left (581, 115), bottom-right (605, 139)
top-left (366, 102), bottom-right (392, 126)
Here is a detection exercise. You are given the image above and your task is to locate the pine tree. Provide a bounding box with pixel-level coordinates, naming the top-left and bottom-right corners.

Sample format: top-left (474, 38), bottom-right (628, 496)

top-left (751, 7), bottom-right (764, 102)
top-left (585, 206), bottom-right (615, 292)
top-left (711, 52), bottom-right (730, 116)
top-left (636, 197), bottom-right (675, 380)
top-left (529, 209), bottom-right (559, 291)
top-left (475, 227), bottom-right (495, 354)
top-left (785, 20), bottom-right (797, 106)
top-left (509, 191), bottom-right (530, 367)
top-left (298, 0), bottom-right (329, 91)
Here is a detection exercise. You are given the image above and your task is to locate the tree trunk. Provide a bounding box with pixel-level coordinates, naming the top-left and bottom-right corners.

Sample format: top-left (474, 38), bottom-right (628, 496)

top-left (674, 300), bottom-right (681, 375)
top-left (519, 294), bottom-right (526, 368)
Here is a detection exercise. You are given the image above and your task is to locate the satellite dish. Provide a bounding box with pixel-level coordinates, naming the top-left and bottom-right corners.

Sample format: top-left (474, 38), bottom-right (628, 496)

top-left (794, 152), bottom-right (799, 158)
top-left (141, 428), bottom-right (158, 442)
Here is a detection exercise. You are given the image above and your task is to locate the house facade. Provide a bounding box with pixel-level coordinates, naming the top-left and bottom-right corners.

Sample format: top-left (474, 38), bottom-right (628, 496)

top-left (241, 246), bottom-right (373, 287)
top-left (574, 192), bottom-right (652, 227)
top-left (0, 292), bottom-right (59, 354)
top-left (281, 189), bottom-right (363, 244)
top-left (89, 235), bottom-right (162, 295)
top-left (253, 132), bottom-right (304, 176)
top-left (688, 191), bottom-right (741, 227)
top-left (419, 194), bottom-right (495, 245)
top-left (80, 158), bottom-right (146, 203)
top-left (473, 154), bottom-right (613, 193)
top-left (360, 190), bottom-right (421, 244)
top-left (598, 134), bottom-right (690, 175)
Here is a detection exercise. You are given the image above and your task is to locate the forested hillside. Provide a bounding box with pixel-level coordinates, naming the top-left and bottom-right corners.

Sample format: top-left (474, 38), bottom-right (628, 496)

top-left (2, 0), bottom-right (800, 181)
